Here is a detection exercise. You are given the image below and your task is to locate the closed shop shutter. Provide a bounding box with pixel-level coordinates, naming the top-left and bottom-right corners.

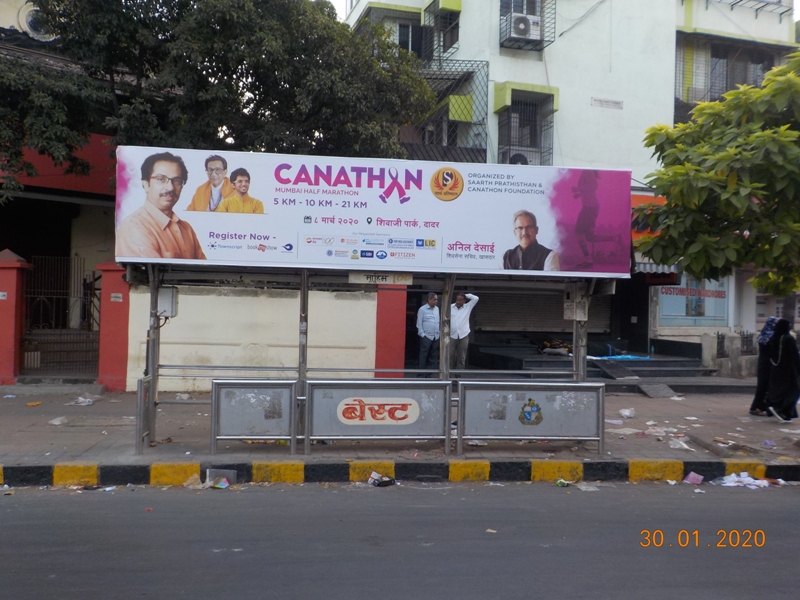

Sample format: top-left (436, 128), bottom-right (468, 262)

top-left (473, 292), bottom-right (611, 334)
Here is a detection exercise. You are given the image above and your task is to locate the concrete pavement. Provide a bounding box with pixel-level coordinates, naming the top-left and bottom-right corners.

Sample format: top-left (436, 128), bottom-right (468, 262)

top-left (2, 381), bottom-right (799, 486)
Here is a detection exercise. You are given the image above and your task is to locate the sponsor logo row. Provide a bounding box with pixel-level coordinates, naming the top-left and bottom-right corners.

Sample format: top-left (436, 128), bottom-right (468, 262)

top-left (306, 237), bottom-right (436, 249)
top-left (325, 249), bottom-right (416, 260)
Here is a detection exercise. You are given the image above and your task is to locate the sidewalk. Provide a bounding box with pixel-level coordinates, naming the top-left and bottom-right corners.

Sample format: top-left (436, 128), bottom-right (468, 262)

top-left (1, 383), bottom-right (799, 486)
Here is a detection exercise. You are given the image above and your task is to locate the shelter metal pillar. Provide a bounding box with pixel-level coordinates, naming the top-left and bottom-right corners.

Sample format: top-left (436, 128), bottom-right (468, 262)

top-left (573, 320), bottom-right (588, 382)
top-left (145, 264), bottom-right (160, 444)
top-left (440, 273), bottom-right (455, 380)
top-left (299, 269), bottom-right (308, 456)
top-left (567, 281), bottom-right (592, 382)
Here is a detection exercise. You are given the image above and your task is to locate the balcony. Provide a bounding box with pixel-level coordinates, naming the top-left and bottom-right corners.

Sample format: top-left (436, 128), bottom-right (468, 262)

top-left (401, 60), bottom-right (489, 164)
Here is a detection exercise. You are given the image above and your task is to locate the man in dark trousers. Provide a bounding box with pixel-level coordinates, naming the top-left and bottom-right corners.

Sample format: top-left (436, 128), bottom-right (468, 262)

top-left (416, 292), bottom-right (440, 376)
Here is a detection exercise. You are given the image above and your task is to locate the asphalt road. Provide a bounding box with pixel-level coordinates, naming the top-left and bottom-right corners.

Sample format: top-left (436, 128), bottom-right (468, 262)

top-left (2, 482), bottom-right (797, 599)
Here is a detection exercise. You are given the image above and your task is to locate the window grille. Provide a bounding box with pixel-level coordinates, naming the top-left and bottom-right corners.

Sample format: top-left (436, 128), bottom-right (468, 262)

top-left (674, 33), bottom-right (788, 123)
top-left (423, 1), bottom-right (460, 61)
top-left (497, 91), bottom-right (554, 166)
top-left (401, 60), bottom-right (489, 163)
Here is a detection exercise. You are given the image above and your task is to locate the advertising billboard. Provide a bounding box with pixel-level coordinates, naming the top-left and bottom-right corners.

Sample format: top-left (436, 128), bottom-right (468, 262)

top-left (115, 146), bottom-right (632, 277)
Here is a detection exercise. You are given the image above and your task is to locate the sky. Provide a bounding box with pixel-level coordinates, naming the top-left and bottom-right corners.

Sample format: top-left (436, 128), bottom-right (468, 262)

top-left (330, 0), bottom-right (346, 20)
top-left (329, 0), bottom-right (800, 22)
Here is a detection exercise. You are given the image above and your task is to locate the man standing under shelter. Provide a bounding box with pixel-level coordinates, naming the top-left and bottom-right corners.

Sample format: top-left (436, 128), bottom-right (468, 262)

top-left (450, 292), bottom-right (479, 372)
top-left (416, 292), bottom-right (440, 376)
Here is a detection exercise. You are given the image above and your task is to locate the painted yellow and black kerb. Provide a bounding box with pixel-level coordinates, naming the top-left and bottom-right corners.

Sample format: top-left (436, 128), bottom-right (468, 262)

top-left (1, 460), bottom-right (797, 487)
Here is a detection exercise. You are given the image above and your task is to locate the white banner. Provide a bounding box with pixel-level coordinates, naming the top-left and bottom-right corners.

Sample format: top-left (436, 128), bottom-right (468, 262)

top-left (116, 146), bottom-right (632, 278)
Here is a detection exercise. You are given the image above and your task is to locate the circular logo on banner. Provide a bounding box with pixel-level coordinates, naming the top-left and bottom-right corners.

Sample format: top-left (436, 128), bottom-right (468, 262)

top-left (430, 167), bottom-right (464, 202)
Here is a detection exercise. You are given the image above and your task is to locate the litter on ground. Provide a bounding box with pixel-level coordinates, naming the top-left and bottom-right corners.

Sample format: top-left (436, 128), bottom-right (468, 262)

top-left (710, 472), bottom-right (783, 489)
top-left (668, 438), bottom-right (696, 451)
top-left (65, 397), bottom-right (94, 406)
top-left (683, 472), bottom-right (704, 485)
top-left (368, 471), bottom-right (395, 487)
top-left (605, 428), bottom-right (641, 435)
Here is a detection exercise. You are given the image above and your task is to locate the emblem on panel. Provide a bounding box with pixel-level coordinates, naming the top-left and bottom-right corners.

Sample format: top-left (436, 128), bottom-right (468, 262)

top-left (519, 398), bottom-right (543, 426)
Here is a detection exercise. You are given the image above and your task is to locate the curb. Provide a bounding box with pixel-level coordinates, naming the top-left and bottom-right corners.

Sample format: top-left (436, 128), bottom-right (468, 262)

top-left (3, 459), bottom-right (799, 487)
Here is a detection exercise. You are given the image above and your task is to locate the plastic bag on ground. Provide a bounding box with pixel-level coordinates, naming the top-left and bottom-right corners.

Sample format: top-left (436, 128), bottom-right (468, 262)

top-left (619, 408), bottom-right (635, 419)
top-left (65, 397), bottom-right (94, 406)
top-left (668, 438), bottom-right (696, 451)
top-left (683, 471), bottom-right (704, 485)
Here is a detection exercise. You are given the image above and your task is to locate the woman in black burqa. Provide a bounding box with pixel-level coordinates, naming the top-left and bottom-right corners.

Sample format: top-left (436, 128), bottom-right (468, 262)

top-left (765, 318), bottom-right (800, 423)
top-left (749, 316), bottom-right (777, 416)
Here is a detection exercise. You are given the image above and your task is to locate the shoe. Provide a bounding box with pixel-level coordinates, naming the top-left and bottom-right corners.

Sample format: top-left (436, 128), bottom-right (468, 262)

top-left (749, 409), bottom-right (768, 416)
top-left (768, 407), bottom-right (790, 423)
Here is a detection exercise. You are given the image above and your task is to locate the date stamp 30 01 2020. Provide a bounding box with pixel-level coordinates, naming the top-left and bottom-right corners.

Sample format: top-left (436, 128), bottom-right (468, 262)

top-left (640, 529), bottom-right (765, 548)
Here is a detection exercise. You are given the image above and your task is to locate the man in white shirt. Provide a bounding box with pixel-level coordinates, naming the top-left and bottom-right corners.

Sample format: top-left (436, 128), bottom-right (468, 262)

top-left (450, 292), bottom-right (478, 371)
top-left (416, 292), bottom-right (440, 376)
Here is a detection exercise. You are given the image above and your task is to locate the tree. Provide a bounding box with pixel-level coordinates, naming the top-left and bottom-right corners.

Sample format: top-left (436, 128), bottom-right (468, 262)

top-left (0, 0), bottom-right (435, 201)
top-left (0, 42), bottom-right (108, 200)
top-left (635, 51), bottom-right (800, 297)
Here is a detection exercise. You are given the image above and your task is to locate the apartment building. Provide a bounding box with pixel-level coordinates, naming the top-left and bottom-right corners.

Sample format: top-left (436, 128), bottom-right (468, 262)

top-left (346, 0), bottom-right (797, 350)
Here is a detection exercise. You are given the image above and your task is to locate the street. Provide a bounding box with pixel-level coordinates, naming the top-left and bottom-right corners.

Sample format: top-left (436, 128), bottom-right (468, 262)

top-left (1, 482), bottom-right (797, 599)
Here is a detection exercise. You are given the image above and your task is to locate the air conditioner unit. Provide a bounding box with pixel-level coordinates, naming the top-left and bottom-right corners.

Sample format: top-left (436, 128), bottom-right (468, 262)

top-left (504, 13), bottom-right (542, 42)
top-left (500, 148), bottom-right (540, 166)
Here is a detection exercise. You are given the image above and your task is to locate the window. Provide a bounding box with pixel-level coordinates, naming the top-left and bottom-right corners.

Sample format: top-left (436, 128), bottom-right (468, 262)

top-left (756, 298), bottom-right (766, 319)
top-left (440, 12), bottom-right (459, 53)
top-left (708, 44), bottom-right (772, 100)
top-left (501, 0), bottom-right (541, 16)
top-left (397, 23), bottom-right (423, 57)
top-left (497, 91), bottom-right (553, 165)
top-left (424, 119), bottom-right (459, 147)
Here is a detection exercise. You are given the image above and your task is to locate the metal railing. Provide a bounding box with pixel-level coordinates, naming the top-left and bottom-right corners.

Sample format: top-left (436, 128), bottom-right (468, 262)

top-left (715, 331), bottom-right (728, 358)
top-left (740, 330), bottom-right (755, 356)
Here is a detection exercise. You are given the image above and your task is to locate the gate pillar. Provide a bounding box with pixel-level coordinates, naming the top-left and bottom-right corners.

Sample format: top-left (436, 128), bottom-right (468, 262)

top-left (375, 284), bottom-right (407, 378)
top-left (96, 261), bottom-right (130, 391)
top-left (0, 249), bottom-right (32, 385)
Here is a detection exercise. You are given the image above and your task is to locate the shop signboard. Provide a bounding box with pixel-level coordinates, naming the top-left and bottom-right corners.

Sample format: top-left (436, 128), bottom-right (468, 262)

top-left (658, 276), bottom-right (728, 327)
top-left (115, 146), bottom-right (632, 277)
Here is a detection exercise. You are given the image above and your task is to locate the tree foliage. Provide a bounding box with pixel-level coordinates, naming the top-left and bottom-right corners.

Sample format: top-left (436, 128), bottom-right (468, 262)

top-left (0, 49), bottom-right (107, 199)
top-left (636, 51), bottom-right (800, 297)
top-left (0, 0), bottom-right (435, 201)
